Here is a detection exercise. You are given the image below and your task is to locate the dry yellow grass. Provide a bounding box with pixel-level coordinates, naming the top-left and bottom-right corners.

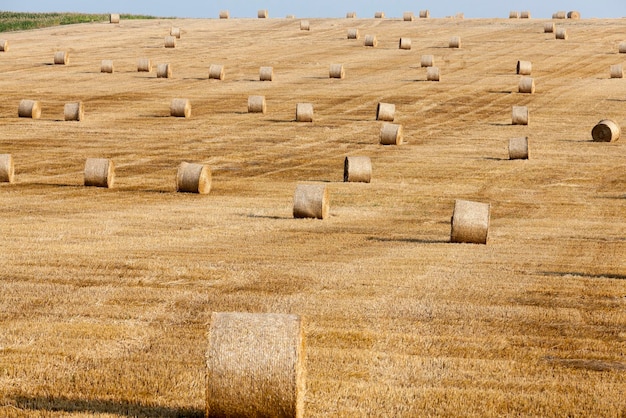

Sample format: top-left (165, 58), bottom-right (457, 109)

top-left (0, 16), bottom-right (624, 417)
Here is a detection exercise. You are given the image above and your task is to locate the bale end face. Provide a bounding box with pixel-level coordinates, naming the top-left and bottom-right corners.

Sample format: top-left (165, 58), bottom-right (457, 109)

top-left (177, 162), bottom-right (211, 194)
top-left (293, 184), bottom-right (329, 219)
top-left (170, 99), bottom-right (191, 118)
top-left (296, 103), bottom-right (314, 122)
top-left (379, 123), bottom-right (403, 145)
top-left (18, 100), bottom-right (41, 119)
top-left (344, 156), bottom-right (372, 183)
top-left (509, 137), bottom-right (529, 160)
top-left (64, 102), bottom-right (84, 121)
top-left (84, 158), bottom-right (114, 188)
top-left (591, 119), bottom-right (620, 142)
top-left (0, 154), bottom-right (15, 183)
top-left (450, 199), bottom-right (490, 244)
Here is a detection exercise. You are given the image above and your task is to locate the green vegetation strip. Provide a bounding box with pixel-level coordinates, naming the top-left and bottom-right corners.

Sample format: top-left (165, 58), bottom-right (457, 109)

top-left (0, 11), bottom-right (163, 32)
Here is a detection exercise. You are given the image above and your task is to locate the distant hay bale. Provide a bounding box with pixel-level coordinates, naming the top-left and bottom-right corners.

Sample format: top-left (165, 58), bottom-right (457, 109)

top-left (260, 66), bottom-right (274, 81)
top-left (516, 60), bottom-right (532, 75)
top-left (54, 51), bottom-right (68, 65)
top-left (296, 103), bottom-right (313, 122)
top-left (286, 15), bottom-right (296, 19)
top-left (84, 158), bottom-right (114, 188)
top-left (293, 184), bottom-right (328, 219)
top-left (455, 13), bottom-right (465, 19)
top-left (344, 156), bottom-right (372, 183)
top-left (170, 27), bottom-right (181, 39)
top-left (248, 95), bottom-right (267, 114)
top-left (374, 12), bottom-right (385, 19)
top-left (110, 14), bottom-right (120, 24)
top-left (347, 29), bottom-right (360, 39)
top-left (427, 66), bottom-right (440, 81)
top-left (421, 54), bottom-right (434, 67)
top-left (137, 58), bottom-right (152, 72)
top-left (64, 102), bottom-right (84, 121)
top-left (100, 59), bottom-right (113, 73)
top-left (346, 12), bottom-right (357, 18)
top-left (399, 38), bottom-right (412, 50)
top-left (512, 105), bottom-right (529, 125)
top-left (300, 20), bottom-right (310, 31)
top-left (176, 162), bottom-right (211, 194)
top-left (555, 28), bottom-right (568, 40)
top-left (403, 12), bottom-right (415, 21)
top-left (509, 11), bottom-right (519, 19)
top-left (364, 35), bottom-right (377, 47)
top-left (206, 312), bottom-right (306, 418)
top-left (157, 63), bottom-right (172, 78)
top-left (619, 42), bottom-right (626, 53)
top-left (170, 98), bottom-right (191, 118)
top-left (552, 11), bottom-right (567, 19)
top-left (419, 10), bottom-right (430, 18)
top-left (329, 64), bottom-right (345, 79)
top-left (449, 36), bottom-right (461, 48)
top-left (610, 64), bottom-right (623, 79)
top-left (509, 137), bottom-right (529, 160)
top-left (518, 77), bottom-right (535, 93)
top-left (258, 9), bottom-right (268, 18)
top-left (567, 11), bottom-right (580, 19)
top-left (376, 103), bottom-right (395, 121)
top-left (209, 64), bottom-right (225, 80)
top-left (450, 199), bottom-right (490, 244)
top-left (379, 123), bottom-right (403, 145)
top-left (164, 36), bottom-right (176, 48)
top-left (219, 10), bottom-right (230, 19)
top-left (0, 40), bottom-right (8, 52)
top-left (544, 22), bottom-right (555, 33)
top-left (0, 154), bottom-right (15, 183)
top-left (520, 11), bottom-right (531, 19)
top-left (591, 119), bottom-right (620, 142)
top-left (18, 99), bottom-right (41, 119)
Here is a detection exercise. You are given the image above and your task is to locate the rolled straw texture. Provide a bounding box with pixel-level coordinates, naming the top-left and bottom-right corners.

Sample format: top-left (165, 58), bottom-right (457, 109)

top-left (293, 184), bottom-right (329, 219)
top-left (512, 106), bottom-right (529, 125)
top-left (0, 40), bottom-right (8, 52)
top-left (376, 103), bottom-right (395, 121)
top-left (379, 123), bottom-right (403, 145)
top-left (137, 58), bottom-right (152, 72)
top-left (329, 64), bottom-right (345, 79)
top-left (110, 14), bottom-right (120, 23)
top-left (516, 60), bottom-right (532, 75)
top-left (259, 66), bottom-right (274, 81)
top-left (219, 10), bottom-right (230, 19)
top-left (206, 312), bottom-right (306, 418)
top-left (610, 64), bottom-right (623, 79)
top-left (296, 103), bottom-right (314, 122)
top-left (509, 137), bottom-right (529, 160)
top-left (374, 12), bottom-right (385, 18)
top-left (344, 156), bottom-right (372, 183)
top-left (364, 35), bottom-right (377, 47)
top-left (64, 102), bottom-right (84, 121)
top-left (509, 11), bottom-right (519, 18)
top-left (399, 38), bottom-right (412, 50)
top-left (157, 63), bottom-right (172, 78)
top-left (427, 67), bottom-right (440, 81)
top-left (176, 162), bottom-right (211, 194)
top-left (0, 154), bottom-right (15, 183)
top-left (544, 23), bottom-right (555, 33)
top-left (520, 11), bottom-right (531, 19)
top-left (347, 29), bottom-right (360, 39)
top-left (553, 11), bottom-right (566, 19)
top-left (54, 51), bottom-right (68, 65)
top-left (170, 98), bottom-right (191, 118)
top-left (170, 27), bottom-right (181, 38)
top-left (567, 11), bottom-right (580, 19)
top-left (591, 119), bottom-right (620, 142)
top-left (300, 20), bottom-right (310, 31)
top-left (164, 36), bottom-right (176, 48)
top-left (450, 199), bottom-right (490, 244)
top-left (346, 12), bottom-right (357, 18)
top-left (403, 12), bottom-right (415, 21)
top-left (555, 28), bottom-right (568, 39)
top-left (209, 64), bottom-right (225, 80)
top-left (101, 59), bottom-right (113, 73)
top-left (258, 9), bottom-right (268, 18)
top-left (419, 10), bottom-right (430, 18)
top-left (518, 77), bottom-right (535, 94)
top-left (248, 95), bottom-right (267, 113)
top-left (18, 100), bottom-right (41, 119)
top-left (84, 158), bottom-right (114, 188)
top-left (619, 42), bottom-right (626, 53)
top-left (421, 55), bottom-right (434, 67)
top-left (449, 36), bottom-right (461, 48)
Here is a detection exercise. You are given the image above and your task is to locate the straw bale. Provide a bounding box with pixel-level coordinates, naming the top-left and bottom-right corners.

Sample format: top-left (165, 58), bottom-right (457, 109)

top-left (258, 9), bottom-right (268, 18)
top-left (449, 36), bottom-right (461, 48)
top-left (512, 106), bottom-right (529, 125)
top-left (374, 12), bottom-right (385, 19)
top-left (170, 98), bottom-right (191, 118)
top-left (0, 154), bottom-right (15, 183)
top-left (110, 14), bottom-right (120, 23)
top-left (509, 11), bottom-right (519, 19)
top-left (54, 51), bottom-right (68, 65)
top-left (64, 102), bottom-right (84, 121)
top-left (260, 66), bottom-right (274, 81)
top-left (379, 123), bottom-right (403, 145)
top-left (0, 40), bottom-right (8, 52)
top-left (84, 158), bottom-right (114, 188)
top-left (219, 10), bottom-right (230, 19)
top-left (293, 184), bottom-right (328, 219)
top-left (347, 29), bottom-right (360, 39)
top-left (567, 11), bottom-right (580, 19)
top-left (18, 99), bottom-right (41, 119)
top-left (520, 11), bottom-right (531, 19)
top-left (610, 64), bottom-right (623, 79)
top-left (419, 10), bottom-right (430, 18)
top-left (421, 55), bottom-right (434, 67)
top-left (343, 156), bottom-right (372, 183)
top-left (619, 42), bottom-right (626, 53)
top-left (555, 28), bottom-right (568, 39)
top-left (170, 27), bottom-right (181, 38)
top-left (329, 64), bottom-right (345, 79)
top-left (427, 67), bottom-right (440, 81)
top-left (450, 199), bottom-right (490, 244)
top-left (364, 35), bottom-right (377, 47)
top-left (296, 103), bottom-right (313, 122)
top-left (376, 103), bottom-right (395, 121)
top-left (591, 119), bottom-right (620, 142)
top-left (346, 12), bottom-right (357, 18)
top-left (516, 60), bottom-right (532, 75)
top-left (101, 59), bottom-right (113, 73)
top-left (553, 11), bottom-right (567, 19)
top-left (518, 77), bottom-right (535, 94)
top-left (544, 23), bottom-right (555, 33)
top-left (399, 38), bottom-right (411, 50)
top-left (137, 58), bottom-right (152, 72)
top-left (300, 20), bottom-right (310, 31)
top-left (248, 95), bottom-right (267, 114)
top-left (509, 137), bottom-right (529, 160)
top-left (403, 12), bottom-right (415, 21)
top-left (209, 64), bottom-right (225, 80)
top-left (157, 63), bottom-right (172, 78)
top-left (176, 162), bottom-right (211, 194)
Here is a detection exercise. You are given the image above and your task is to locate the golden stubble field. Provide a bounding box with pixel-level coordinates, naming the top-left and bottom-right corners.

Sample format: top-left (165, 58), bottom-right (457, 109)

top-left (0, 14), bottom-right (624, 417)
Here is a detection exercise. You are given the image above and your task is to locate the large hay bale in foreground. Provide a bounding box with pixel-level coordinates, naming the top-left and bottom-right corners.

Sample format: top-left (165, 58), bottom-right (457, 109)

top-left (518, 77), bottom-right (535, 93)
top-left (344, 156), bottom-right (372, 183)
top-left (137, 58), bottom-right (152, 72)
top-left (296, 103), bottom-right (313, 122)
top-left (379, 123), bottom-right (403, 145)
top-left (219, 10), bottom-right (230, 19)
top-left (449, 36), bottom-right (461, 48)
top-left (610, 64), bottom-right (623, 79)
top-left (248, 95), bottom-right (267, 113)
top-left (0, 154), bottom-right (15, 183)
top-left (421, 54), bottom-right (434, 67)
top-left (376, 103), bottom-right (395, 121)
top-left (18, 100), bottom-right (41, 119)
top-left (110, 14), bottom-right (120, 24)
top-left (176, 162), bottom-right (211, 194)
top-left (347, 29), bottom-right (360, 39)
top-left (591, 119), bottom-right (620, 142)
top-left (84, 158), bottom-right (114, 188)
top-left (293, 184), bottom-right (328, 219)
top-left (450, 199), bottom-right (490, 244)
top-left (101, 60), bottom-right (114, 73)
top-left (206, 312), bottom-right (306, 417)
top-left (0, 40), bottom-right (8, 52)
top-left (259, 66), bottom-right (274, 81)
top-left (157, 63), bottom-right (172, 78)
top-left (329, 64), bottom-right (345, 79)
top-left (209, 64), bottom-right (225, 80)
top-left (516, 60), bottom-right (532, 75)
top-left (509, 137), bottom-right (529, 160)
top-left (64, 102), bottom-right (84, 121)
top-left (54, 51), bottom-right (68, 65)
top-left (164, 36), bottom-right (176, 48)
top-left (364, 35), bottom-right (377, 47)
top-left (399, 38), bottom-right (412, 50)
top-left (170, 98), bottom-right (191, 118)
top-left (512, 106), bottom-right (529, 125)
top-left (427, 67), bottom-right (440, 81)
top-left (258, 9), bottom-right (268, 18)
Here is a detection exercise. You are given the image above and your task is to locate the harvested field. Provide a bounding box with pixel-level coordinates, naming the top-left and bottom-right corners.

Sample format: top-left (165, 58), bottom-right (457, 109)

top-left (0, 16), bottom-right (625, 417)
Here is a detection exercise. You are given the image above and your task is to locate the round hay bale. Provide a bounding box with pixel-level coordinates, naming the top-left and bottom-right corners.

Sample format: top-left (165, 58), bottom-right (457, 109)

top-left (555, 28), bottom-right (568, 40)
top-left (374, 12), bottom-right (385, 19)
top-left (347, 28), bottom-right (360, 39)
top-left (610, 64), bottom-right (623, 79)
top-left (520, 11), bottom-right (531, 19)
top-left (300, 20), bottom-right (310, 31)
top-left (258, 9), bottom-right (268, 18)
top-left (376, 103), bottom-right (395, 122)
top-left (399, 38), bottom-right (412, 50)
top-left (346, 12), bottom-right (357, 18)
top-left (259, 66), bottom-right (274, 81)
top-left (619, 42), bottom-right (626, 53)
top-left (449, 36), bottom-right (461, 48)
top-left (296, 103), bottom-right (313, 122)
top-left (427, 66), bottom-right (440, 81)
top-left (286, 15), bottom-right (296, 19)
top-left (509, 11), bottom-right (519, 19)
top-left (403, 12), bottom-right (415, 21)
top-left (379, 123), bottom-right (403, 145)
top-left (64, 102), bottom-right (84, 121)
top-left (0, 154), bottom-right (15, 183)
top-left (54, 51), bottom-right (68, 65)
top-left (516, 60), bottom-right (532, 75)
top-left (518, 76), bottom-right (535, 94)
top-left (18, 99), bottom-right (41, 119)
top-left (248, 95), bottom-right (267, 114)
top-left (110, 14), bottom-right (120, 24)
top-left (450, 199), bottom-right (490, 244)
top-left (421, 54), bottom-right (434, 67)
top-left (170, 98), bottom-right (191, 118)
top-left (512, 105), bottom-right (529, 125)
top-left (0, 40), bottom-right (9, 52)
top-left (293, 184), bottom-right (328, 219)
top-left (219, 10), bottom-right (230, 19)
top-left (170, 27), bottom-right (181, 39)
top-left (509, 137), bottom-right (529, 160)
top-left (544, 22), bottom-right (555, 33)
top-left (176, 162), bottom-right (211, 194)
top-left (157, 63), bottom-right (172, 78)
top-left (137, 58), bottom-right (152, 72)
top-left (209, 64), bottom-right (225, 80)
top-left (343, 156), bottom-right (372, 183)
top-left (206, 312), bottom-right (305, 418)
top-left (84, 158), bottom-right (114, 188)
top-left (364, 35), bottom-right (377, 47)
top-left (419, 10), bottom-right (430, 18)
top-left (329, 64), bottom-right (345, 79)
top-left (591, 119), bottom-right (620, 142)
top-left (553, 11), bottom-right (567, 19)
top-left (164, 36), bottom-right (176, 48)
top-left (100, 59), bottom-right (113, 73)
top-left (567, 11), bottom-right (580, 19)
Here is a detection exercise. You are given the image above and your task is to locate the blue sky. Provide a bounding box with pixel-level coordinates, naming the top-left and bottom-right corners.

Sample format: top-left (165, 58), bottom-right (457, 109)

top-left (1, 1), bottom-right (624, 19)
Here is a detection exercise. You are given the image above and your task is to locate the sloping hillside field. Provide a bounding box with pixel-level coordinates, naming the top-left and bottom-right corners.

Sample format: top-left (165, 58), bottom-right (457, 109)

top-left (0, 14), bottom-right (624, 417)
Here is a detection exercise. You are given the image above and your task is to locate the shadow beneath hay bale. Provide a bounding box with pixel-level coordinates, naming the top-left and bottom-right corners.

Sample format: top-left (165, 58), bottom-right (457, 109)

top-left (606, 98), bottom-right (626, 102)
top-left (487, 90), bottom-right (513, 94)
top-left (488, 123), bottom-right (514, 126)
top-left (483, 157), bottom-right (508, 161)
top-left (368, 236), bottom-right (449, 244)
top-left (12, 395), bottom-right (203, 418)
top-left (246, 213), bottom-right (291, 220)
top-left (543, 356), bottom-right (626, 372)
top-left (539, 271), bottom-right (626, 280)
